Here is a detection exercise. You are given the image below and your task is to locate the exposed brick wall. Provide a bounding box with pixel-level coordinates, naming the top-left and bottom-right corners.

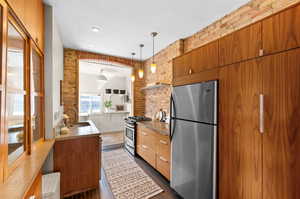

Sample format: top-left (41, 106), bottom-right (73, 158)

top-left (143, 40), bottom-right (183, 118)
top-left (63, 49), bottom-right (144, 123)
top-left (143, 0), bottom-right (300, 118)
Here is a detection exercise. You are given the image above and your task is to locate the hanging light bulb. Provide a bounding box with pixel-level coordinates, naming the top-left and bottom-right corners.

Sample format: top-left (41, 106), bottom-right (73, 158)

top-left (138, 44), bottom-right (144, 79)
top-left (131, 52), bottom-right (136, 82)
top-left (150, 32), bottom-right (158, 74)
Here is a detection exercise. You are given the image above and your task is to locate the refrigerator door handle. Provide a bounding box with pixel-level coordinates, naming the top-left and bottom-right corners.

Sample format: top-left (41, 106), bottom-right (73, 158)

top-left (170, 94), bottom-right (176, 141)
top-left (259, 94), bottom-right (264, 134)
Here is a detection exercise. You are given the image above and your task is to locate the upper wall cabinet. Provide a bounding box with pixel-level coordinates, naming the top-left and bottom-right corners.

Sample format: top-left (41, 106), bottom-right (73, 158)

top-left (219, 22), bottom-right (262, 66)
top-left (7, 0), bottom-right (44, 52)
top-left (191, 40), bottom-right (219, 73)
top-left (173, 40), bottom-right (219, 81)
top-left (262, 4), bottom-right (300, 55)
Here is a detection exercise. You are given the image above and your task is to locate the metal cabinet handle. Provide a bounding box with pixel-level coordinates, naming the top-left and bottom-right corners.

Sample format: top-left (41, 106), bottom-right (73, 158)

top-left (29, 196), bottom-right (36, 199)
top-left (188, 68), bottom-right (193, 75)
top-left (142, 145), bottom-right (148, 149)
top-left (159, 156), bottom-right (168, 162)
top-left (159, 140), bottom-right (167, 145)
top-left (259, 49), bottom-right (264, 56)
top-left (259, 94), bottom-right (264, 133)
top-left (142, 132), bottom-right (147, 136)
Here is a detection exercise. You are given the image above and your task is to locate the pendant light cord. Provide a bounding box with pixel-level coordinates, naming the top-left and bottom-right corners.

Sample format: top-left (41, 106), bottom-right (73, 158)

top-left (152, 35), bottom-right (155, 64)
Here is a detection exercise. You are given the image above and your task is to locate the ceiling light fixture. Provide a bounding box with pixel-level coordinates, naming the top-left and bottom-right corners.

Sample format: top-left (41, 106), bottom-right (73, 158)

top-left (150, 32), bottom-right (158, 74)
top-left (138, 44), bottom-right (144, 79)
top-left (131, 52), bottom-right (136, 82)
top-left (97, 69), bottom-right (108, 81)
top-left (91, 26), bottom-right (100, 32)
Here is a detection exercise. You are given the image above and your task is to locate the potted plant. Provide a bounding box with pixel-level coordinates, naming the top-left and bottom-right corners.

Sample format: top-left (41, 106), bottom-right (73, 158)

top-left (104, 100), bottom-right (112, 112)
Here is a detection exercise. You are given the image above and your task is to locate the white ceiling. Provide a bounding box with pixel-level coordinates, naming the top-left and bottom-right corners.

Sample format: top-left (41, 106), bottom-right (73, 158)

top-left (79, 61), bottom-right (132, 78)
top-left (44, 0), bottom-right (250, 59)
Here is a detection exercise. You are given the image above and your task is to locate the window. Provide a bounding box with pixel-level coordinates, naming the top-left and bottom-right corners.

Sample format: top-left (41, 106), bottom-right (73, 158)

top-left (79, 94), bottom-right (101, 114)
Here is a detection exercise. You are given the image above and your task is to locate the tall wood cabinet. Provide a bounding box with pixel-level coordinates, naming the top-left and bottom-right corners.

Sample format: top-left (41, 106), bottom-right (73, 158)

top-left (219, 60), bottom-right (262, 199)
top-left (219, 50), bottom-right (300, 199)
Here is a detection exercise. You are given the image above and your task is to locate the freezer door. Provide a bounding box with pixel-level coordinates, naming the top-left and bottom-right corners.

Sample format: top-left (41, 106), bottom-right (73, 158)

top-left (172, 81), bottom-right (217, 124)
top-left (171, 119), bottom-right (216, 199)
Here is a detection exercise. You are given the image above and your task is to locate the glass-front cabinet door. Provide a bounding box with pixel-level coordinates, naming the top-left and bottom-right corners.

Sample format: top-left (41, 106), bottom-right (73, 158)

top-left (6, 18), bottom-right (27, 165)
top-left (30, 44), bottom-right (44, 142)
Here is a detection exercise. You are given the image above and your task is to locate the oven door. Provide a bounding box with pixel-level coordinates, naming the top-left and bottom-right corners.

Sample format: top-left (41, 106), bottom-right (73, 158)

top-left (124, 124), bottom-right (135, 154)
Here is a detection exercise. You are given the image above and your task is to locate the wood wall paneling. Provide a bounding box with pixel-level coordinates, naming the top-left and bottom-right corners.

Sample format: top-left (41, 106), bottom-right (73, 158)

top-left (262, 4), bottom-right (300, 55)
top-left (219, 60), bottom-right (262, 199)
top-left (219, 22), bottom-right (262, 66)
top-left (262, 50), bottom-right (300, 199)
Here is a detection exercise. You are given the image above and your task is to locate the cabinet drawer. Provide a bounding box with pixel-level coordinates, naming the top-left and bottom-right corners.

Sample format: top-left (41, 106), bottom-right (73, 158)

top-left (137, 126), bottom-right (156, 150)
top-left (156, 135), bottom-right (170, 161)
top-left (156, 155), bottom-right (170, 180)
top-left (137, 145), bottom-right (156, 168)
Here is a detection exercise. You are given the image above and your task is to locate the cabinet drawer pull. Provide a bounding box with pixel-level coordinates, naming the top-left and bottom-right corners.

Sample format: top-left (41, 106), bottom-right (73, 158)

top-left (259, 49), bottom-right (264, 56)
top-left (142, 132), bottom-right (148, 136)
top-left (142, 145), bottom-right (148, 149)
top-left (189, 68), bottom-right (193, 75)
top-left (159, 156), bottom-right (168, 162)
top-left (159, 140), bottom-right (167, 145)
top-left (29, 196), bottom-right (36, 199)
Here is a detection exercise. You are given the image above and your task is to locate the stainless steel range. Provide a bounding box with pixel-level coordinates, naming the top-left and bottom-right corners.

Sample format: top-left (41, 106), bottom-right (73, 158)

top-left (124, 116), bottom-right (151, 155)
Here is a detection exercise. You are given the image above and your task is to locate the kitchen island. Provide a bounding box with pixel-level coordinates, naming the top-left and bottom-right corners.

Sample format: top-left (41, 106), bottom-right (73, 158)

top-left (54, 120), bottom-right (102, 198)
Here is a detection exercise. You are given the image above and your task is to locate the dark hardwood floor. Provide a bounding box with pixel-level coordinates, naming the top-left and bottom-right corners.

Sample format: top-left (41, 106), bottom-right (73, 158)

top-left (66, 148), bottom-right (181, 199)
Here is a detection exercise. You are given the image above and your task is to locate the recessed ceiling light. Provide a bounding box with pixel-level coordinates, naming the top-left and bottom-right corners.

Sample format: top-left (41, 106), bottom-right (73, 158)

top-left (91, 26), bottom-right (100, 32)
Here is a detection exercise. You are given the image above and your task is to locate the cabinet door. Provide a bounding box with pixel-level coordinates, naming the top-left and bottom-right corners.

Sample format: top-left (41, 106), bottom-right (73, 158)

top-left (219, 60), bottom-right (262, 199)
top-left (24, 0), bottom-right (38, 44)
top-left (6, 0), bottom-right (25, 22)
top-left (219, 22), bottom-right (262, 66)
top-left (191, 40), bottom-right (219, 72)
top-left (262, 4), bottom-right (300, 55)
top-left (173, 53), bottom-right (192, 79)
top-left (35, 0), bottom-right (44, 52)
top-left (262, 49), bottom-right (300, 199)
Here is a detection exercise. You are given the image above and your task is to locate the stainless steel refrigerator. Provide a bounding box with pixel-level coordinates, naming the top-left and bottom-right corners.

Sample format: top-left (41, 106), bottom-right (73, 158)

top-left (170, 80), bottom-right (217, 199)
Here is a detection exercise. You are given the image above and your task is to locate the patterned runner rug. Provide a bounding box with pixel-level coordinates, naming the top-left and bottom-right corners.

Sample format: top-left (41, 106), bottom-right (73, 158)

top-left (102, 149), bottom-right (163, 199)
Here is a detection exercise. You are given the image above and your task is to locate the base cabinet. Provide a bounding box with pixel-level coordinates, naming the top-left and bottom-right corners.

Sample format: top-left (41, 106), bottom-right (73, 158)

top-left (54, 136), bottom-right (101, 198)
top-left (137, 125), bottom-right (170, 180)
top-left (23, 172), bottom-right (42, 199)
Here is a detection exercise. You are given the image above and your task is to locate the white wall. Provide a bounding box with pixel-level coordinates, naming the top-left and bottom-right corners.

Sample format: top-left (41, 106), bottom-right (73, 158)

top-left (44, 5), bottom-right (64, 141)
top-left (43, 5), bottom-right (64, 173)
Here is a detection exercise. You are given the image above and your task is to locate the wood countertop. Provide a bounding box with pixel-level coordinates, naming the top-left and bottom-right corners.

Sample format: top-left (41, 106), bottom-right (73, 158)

top-left (56, 120), bottom-right (101, 141)
top-left (0, 139), bottom-right (55, 199)
top-left (137, 121), bottom-right (170, 136)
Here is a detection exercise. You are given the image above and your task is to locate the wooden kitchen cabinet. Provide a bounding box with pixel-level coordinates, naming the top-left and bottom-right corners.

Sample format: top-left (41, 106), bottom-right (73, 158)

top-left (219, 60), bottom-right (262, 199)
top-left (54, 136), bottom-right (101, 197)
top-left (190, 40), bottom-right (219, 72)
top-left (219, 22), bottom-right (262, 66)
top-left (262, 4), bottom-right (300, 55)
top-left (173, 52), bottom-right (191, 79)
top-left (261, 49), bottom-right (300, 199)
top-left (136, 125), bottom-right (171, 180)
top-left (6, 0), bottom-right (25, 22)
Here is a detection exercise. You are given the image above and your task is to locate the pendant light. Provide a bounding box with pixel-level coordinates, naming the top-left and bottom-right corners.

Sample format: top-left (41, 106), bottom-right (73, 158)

top-left (131, 52), bottom-right (136, 82)
top-left (138, 44), bottom-right (144, 79)
top-left (150, 32), bottom-right (158, 74)
top-left (97, 69), bottom-right (108, 81)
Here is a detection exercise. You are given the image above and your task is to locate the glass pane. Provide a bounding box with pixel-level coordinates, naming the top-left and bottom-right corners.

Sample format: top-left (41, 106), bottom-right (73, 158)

top-left (7, 23), bottom-right (24, 91)
top-left (7, 93), bottom-right (25, 165)
top-left (7, 22), bottom-right (25, 165)
top-left (31, 49), bottom-right (41, 92)
top-left (31, 96), bottom-right (42, 142)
